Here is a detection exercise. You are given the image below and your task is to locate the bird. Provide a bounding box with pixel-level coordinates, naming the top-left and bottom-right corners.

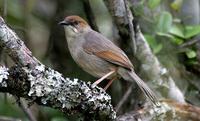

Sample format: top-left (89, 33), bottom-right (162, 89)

top-left (59, 15), bottom-right (159, 106)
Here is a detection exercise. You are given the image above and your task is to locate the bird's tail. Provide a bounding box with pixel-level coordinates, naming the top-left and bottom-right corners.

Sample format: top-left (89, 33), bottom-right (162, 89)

top-left (127, 71), bottom-right (160, 106)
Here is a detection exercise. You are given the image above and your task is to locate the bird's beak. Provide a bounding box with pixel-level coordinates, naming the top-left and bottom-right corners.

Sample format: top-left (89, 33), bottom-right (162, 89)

top-left (58, 20), bottom-right (70, 26)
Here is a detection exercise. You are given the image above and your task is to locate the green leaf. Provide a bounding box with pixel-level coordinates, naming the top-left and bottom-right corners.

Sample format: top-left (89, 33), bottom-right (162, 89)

top-left (170, 0), bottom-right (183, 11)
top-left (154, 44), bottom-right (163, 54)
top-left (157, 32), bottom-right (183, 45)
top-left (144, 34), bottom-right (162, 54)
top-left (148, 0), bottom-right (161, 9)
top-left (185, 25), bottom-right (200, 39)
top-left (169, 25), bottom-right (185, 38)
top-left (145, 34), bottom-right (156, 46)
top-left (169, 25), bottom-right (200, 39)
top-left (171, 37), bottom-right (184, 45)
top-left (51, 117), bottom-right (69, 121)
top-left (157, 12), bottom-right (173, 33)
top-left (157, 32), bottom-right (175, 39)
top-left (186, 49), bottom-right (196, 58)
top-left (186, 60), bottom-right (198, 65)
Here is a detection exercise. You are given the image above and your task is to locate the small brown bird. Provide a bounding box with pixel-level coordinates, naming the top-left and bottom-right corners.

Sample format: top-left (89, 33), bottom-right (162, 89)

top-left (59, 15), bottom-right (159, 106)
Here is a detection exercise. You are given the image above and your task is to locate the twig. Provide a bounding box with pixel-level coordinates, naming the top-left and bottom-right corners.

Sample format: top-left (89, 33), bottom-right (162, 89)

top-left (18, 99), bottom-right (37, 121)
top-left (124, 0), bottom-right (137, 54)
top-left (0, 116), bottom-right (21, 121)
top-left (179, 38), bottom-right (200, 48)
top-left (115, 84), bottom-right (133, 113)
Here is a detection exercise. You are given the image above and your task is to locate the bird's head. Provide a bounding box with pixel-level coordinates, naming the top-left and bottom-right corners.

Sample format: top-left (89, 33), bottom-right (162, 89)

top-left (59, 15), bottom-right (91, 36)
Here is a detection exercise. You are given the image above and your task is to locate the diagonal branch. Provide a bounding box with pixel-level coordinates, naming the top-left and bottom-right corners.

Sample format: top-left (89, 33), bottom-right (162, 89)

top-left (0, 17), bottom-right (116, 121)
top-left (104, 0), bottom-right (185, 103)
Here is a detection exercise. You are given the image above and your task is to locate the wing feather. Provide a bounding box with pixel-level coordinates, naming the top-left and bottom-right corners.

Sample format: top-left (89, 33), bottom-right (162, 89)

top-left (83, 30), bottom-right (133, 70)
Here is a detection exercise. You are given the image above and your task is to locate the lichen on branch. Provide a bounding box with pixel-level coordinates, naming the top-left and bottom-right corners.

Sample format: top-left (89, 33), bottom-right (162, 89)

top-left (0, 16), bottom-right (116, 121)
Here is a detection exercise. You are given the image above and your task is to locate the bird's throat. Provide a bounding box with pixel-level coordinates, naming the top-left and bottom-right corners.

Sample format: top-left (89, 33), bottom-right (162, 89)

top-left (64, 26), bottom-right (78, 37)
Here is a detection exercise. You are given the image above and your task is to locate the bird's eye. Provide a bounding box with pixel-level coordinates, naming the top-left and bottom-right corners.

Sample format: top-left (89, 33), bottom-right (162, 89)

top-left (73, 21), bottom-right (79, 25)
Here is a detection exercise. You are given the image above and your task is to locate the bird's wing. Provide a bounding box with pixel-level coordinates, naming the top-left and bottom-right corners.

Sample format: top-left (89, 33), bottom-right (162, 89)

top-left (83, 30), bottom-right (133, 70)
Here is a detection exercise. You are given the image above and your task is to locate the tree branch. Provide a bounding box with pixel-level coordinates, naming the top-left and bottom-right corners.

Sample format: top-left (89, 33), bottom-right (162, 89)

top-left (124, 0), bottom-right (137, 54)
top-left (117, 100), bottom-right (200, 121)
top-left (104, 0), bottom-right (185, 103)
top-left (0, 116), bottom-right (21, 121)
top-left (83, 0), bottom-right (99, 32)
top-left (0, 17), bottom-right (116, 121)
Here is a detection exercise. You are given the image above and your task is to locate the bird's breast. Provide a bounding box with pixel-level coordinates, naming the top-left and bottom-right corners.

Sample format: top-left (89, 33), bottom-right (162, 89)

top-left (67, 37), bottom-right (116, 78)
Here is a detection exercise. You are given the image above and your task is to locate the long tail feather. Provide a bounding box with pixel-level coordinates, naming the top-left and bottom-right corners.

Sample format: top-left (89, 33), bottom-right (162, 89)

top-left (128, 71), bottom-right (160, 106)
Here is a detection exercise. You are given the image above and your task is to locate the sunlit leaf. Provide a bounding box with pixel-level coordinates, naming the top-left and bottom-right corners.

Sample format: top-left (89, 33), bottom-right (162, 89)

top-left (148, 0), bottom-right (161, 9)
top-left (185, 25), bottom-right (200, 39)
top-left (145, 34), bottom-right (156, 46)
top-left (144, 34), bottom-right (162, 54)
top-left (170, 0), bottom-right (183, 11)
top-left (186, 49), bottom-right (196, 58)
top-left (157, 32), bottom-right (175, 39)
top-left (171, 37), bottom-right (184, 45)
top-left (157, 12), bottom-right (173, 33)
top-left (154, 44), bottom-right (163, 54)
top-left (169, 25), bottom-right (185, 38)
top-left (157, 32), bottom-right (183, 45)
top-left (51, 117), bottom-right (69, 121)
top-left (169, 25), bottom-right (200, 39)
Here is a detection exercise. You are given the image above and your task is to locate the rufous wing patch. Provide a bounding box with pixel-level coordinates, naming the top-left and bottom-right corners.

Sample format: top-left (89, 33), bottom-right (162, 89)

top-left (94, 50), bottom-right (132, 70)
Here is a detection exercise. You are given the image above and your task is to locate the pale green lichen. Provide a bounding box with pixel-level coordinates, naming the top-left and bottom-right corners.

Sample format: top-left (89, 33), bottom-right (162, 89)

top-left (27, 64), bottom-right (63, 97)
top-left (25, 64), bottom-right (116, 120)
top-left (150, 103), bottom-right (174, 121)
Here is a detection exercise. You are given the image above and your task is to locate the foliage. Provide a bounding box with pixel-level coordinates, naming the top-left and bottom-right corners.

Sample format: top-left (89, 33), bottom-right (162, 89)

top-left (148, 0), bottom-right (161, 9)
top-left (137, 1), bottom-right (200, 64)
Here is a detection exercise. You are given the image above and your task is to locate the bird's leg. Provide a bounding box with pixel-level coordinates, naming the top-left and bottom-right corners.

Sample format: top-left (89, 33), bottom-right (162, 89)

top-left (104, 76), bottom-right (117, 90)
top-left (91, 70), bottom-right (116, 88)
